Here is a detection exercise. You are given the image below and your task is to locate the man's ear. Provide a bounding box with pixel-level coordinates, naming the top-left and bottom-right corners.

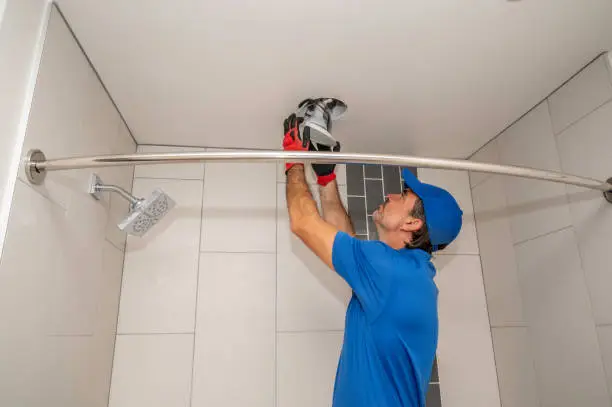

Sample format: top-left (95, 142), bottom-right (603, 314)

top-left (400, 217), bottom-right (423, 233)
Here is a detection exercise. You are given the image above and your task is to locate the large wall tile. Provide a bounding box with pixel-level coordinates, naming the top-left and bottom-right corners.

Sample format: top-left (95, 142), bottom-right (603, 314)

top-left (498, 102), bottom-right (571, 243)
top-left (548, 55), bottom-right (612, 135)
top-left (277, 251), bottom-right (350, 332)
top-left (118, 179), bottom-right (202, 334)
top-left (134, 145), bottom-right (205, 180)
top-left (192, 253), bottom-right (275, 407)
top-left (597, 326), bottom-right (612, 402)
top-left (202, 161), bottom-right (276, 252)
top-left (109, 334), bottom-right (193, 407)
top-left (0, 181), bottom-right (103, 335)
top-left (556, 100), bottom-right (612, 325)
top-left (435, 255), bottom-right (500, 407)
top-left (472, 177), bottom-right (524, 327)
top-left (277, 332), bottom-right (344, 407)
top-left (418, 169), bottom-right (479, 255)
top-left (491, 327), bottom-right (540, 407)
top-left (469, 139), bottom-right (500, 189)
top-left (514, 229), bottom-right (608, 407)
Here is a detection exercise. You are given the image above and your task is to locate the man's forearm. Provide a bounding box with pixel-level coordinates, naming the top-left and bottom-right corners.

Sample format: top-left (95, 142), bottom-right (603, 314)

top-left (319, 180), bottom-right (355, 236)
top-left (286, 165), bottom-right (320, 232)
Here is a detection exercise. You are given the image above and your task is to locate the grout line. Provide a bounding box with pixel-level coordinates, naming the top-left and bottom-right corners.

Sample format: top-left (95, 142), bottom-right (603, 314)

top-left (47, 333), bottom-right (93, 337)
top-left (467, 177), bottom-right (503, 404)
top-left (200, 250), bottom-right (277, 255)
top-left (53, 4), bottom-right (138, 147)
top-left (116, 332), bottom-right (195, 336)
top-left (347, 195), bottom-right (365, 198)
top-left (597, 323), bottom-right (612, 327)
top-left (276, 329), bottom-right (345, 334)
top-left (274, 177), bottom-right (279, 407)
top-left (512, 225), bottom-right (573, 247)
top-left (364, 177), bottom-right (383, 181)
top-left (134, 176), bottom-right (204, 182)
top-left (466, 52), bottom-right (607, 160)
top-left (553, 97), bottom-right (612, 138)
top-left (188, 164), bottom-right (206, 407)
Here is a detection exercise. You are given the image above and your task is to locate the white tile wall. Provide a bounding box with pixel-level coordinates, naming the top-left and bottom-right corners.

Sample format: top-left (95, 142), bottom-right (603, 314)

top-left (434, 254), bottom-right (500, 407)
top-left (556, 100), bottom-right (612, 325)
top-left (0, 7), bottom-right (134, 406)
top-left (109, 334), bottom-right (194, 407)
top-left (277, 251), bottom-right (350, 332)
top-left (491, 327), bottom-right (540, 407)
top-left (472, 176), bottom-right (524, 327)
top-left (548, 55), bottom-right (612, 135)
top-left (497, 102), bottom-right (572, 243)
top-left (276, 183), bottom-right (351, 332)
top-left (597, 326), bottom-right (612, 401)
top-left (514, 228), bottom-right (609, 407)
top-left (469, 138), bottom-right (500, 189)
top-left (118, 179), bottom-right (203, 334)
top-left (277, 332), bottom-right (344, 407)
top-left (192, 253), bottom-right (275, 407)
top-left (201, 161), bottom-right (276, 253)
top-left (418, 169), bottom-right (479, 255)
top-left (135, 145), bottom-right (205, 180)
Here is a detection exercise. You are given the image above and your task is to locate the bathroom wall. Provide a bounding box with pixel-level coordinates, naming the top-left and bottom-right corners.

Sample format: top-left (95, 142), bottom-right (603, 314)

top-left (470, 53), bottom-right (612, 407)
top-left (0, 5), bottom-right (136, 406)
top-left (108, 147), bottom-right (348, 407)
top-left (0, 0), bottom-right (49, 254)
top-left (110, 146), bottom-right (498, 407)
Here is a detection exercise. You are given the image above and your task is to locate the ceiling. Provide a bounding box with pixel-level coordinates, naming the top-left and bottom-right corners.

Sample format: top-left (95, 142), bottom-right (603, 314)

top-left (56, 0), bottom-right (612, 158)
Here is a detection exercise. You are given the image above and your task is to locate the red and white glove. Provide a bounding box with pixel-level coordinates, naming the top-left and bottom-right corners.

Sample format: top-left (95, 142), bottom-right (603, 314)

top-left (310, 141), bottom-right (341, 186)
top-left (282, 113), bottom-right (310, 173)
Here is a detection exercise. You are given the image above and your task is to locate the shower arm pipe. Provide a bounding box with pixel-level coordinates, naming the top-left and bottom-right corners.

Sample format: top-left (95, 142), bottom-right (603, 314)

top-left (93, 184), bottom-right (141, 207)
top-left (25, 149), bottom-right (612, 199)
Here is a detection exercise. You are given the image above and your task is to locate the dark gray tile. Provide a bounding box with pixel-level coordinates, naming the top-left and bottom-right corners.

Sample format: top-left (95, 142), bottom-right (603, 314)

top-left (364, 164), bottom-right (382, 179)
top-left (383, 166), bottom-right (402, 195)
top-left (430, 357), bottom-right (438, 382)
top-left (401, 167), bottom-right (418, 179)
top-left (347, 196), bottom-right (367, 235)
top-left (365, 179), bottom-right (384, 214)
top-left (426, 384), bottom-right (441, 407)
top-left (367, 216), bottom-right (378, 241)
top-left (346, 164), bottom-right (364, 196)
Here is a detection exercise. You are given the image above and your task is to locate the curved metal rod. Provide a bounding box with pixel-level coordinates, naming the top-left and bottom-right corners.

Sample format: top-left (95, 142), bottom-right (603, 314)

top-left (26, 149), bottom-right (612, 194)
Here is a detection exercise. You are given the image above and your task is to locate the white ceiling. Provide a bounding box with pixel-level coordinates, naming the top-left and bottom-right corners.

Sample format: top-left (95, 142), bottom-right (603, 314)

top-left (56, 0), bottom-right (612, 158)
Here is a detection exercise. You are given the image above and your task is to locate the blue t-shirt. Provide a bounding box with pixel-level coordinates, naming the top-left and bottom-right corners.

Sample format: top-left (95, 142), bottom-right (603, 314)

top-left (331, 232), bottom-right (438, 407)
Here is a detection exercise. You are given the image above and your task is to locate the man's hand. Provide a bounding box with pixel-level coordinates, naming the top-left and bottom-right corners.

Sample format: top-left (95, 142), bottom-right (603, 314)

top-left (283, 113), bottom-right (310, 173)
top-left (310, 141), bottom-right (341, 186)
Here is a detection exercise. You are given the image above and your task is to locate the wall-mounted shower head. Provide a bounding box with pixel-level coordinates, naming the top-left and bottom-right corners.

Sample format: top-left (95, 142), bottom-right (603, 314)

top-left (89, 174), bottom-right (175, 237)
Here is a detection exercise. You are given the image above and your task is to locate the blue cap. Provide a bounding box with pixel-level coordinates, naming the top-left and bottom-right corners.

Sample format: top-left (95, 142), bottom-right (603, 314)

top-left (402, 169), bottom-right (463, 250)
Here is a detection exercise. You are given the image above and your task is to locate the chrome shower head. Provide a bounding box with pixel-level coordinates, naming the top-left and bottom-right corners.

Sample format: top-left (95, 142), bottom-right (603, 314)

top-left (89, 174), bottom-right (175, 237)
top-left (118, 189), bottom-right (176, 236)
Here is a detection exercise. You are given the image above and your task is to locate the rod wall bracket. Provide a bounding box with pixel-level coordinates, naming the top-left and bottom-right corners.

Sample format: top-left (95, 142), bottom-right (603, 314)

top-left (25, 149), bottom-right (47, 185)
top-left (605, 178), bottom-right (612, 204)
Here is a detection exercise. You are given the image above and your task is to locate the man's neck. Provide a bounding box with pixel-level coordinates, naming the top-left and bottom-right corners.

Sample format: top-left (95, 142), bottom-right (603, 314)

top-left (377, 229), bottom-right (410, 250)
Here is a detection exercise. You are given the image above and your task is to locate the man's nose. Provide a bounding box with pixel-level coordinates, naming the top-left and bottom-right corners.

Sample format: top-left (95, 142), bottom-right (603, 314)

top-left (387, 193), bottom-right (401, 201)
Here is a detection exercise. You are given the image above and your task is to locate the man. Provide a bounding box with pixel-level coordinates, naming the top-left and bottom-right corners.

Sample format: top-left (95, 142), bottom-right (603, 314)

top-left (282, 113), bottom-right (463, 407)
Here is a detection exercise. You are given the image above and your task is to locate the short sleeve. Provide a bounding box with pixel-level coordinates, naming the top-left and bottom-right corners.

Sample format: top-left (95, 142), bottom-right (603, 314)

top-left (332, 232), bottom-right (392, 316)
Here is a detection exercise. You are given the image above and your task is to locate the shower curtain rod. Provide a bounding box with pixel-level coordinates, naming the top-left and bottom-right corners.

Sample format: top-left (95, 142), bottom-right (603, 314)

top-left (24, 149), bottom-right (612, 202)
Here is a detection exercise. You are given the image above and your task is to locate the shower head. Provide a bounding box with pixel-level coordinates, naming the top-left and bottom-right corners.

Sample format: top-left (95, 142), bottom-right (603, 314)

top-left (117, 189), bottom-right (176, 237)
top-left (89, 174), bottom-right (175, 237)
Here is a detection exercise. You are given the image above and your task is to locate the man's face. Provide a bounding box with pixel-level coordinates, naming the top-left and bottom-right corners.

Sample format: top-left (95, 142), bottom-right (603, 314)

top-left (373, 188), bottom-right (420, 232)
